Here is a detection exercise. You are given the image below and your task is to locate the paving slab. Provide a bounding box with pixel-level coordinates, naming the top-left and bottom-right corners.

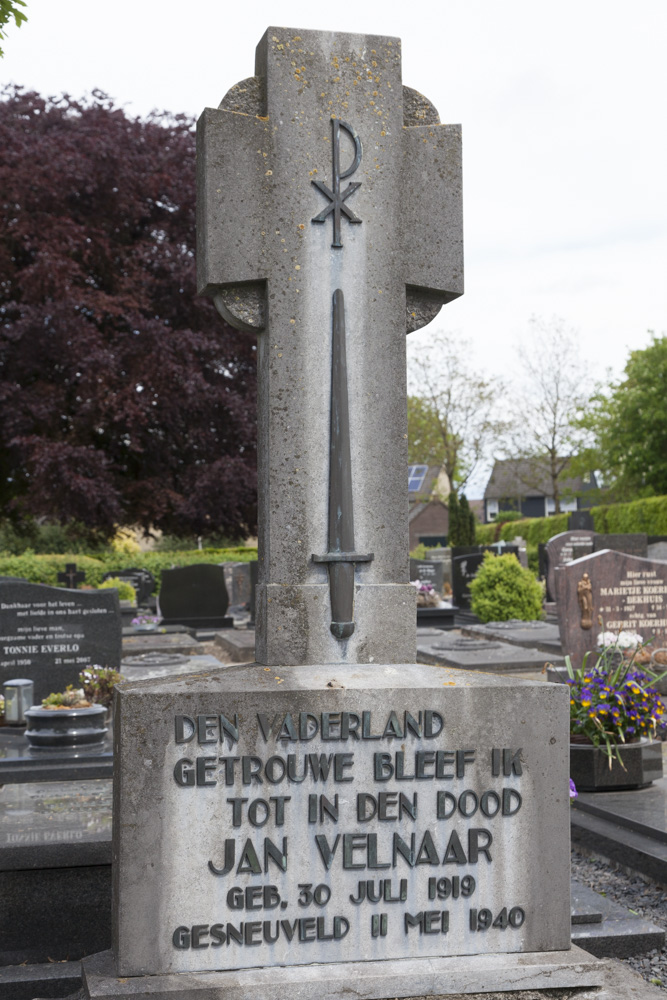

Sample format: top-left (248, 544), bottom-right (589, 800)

top-left (417, 633), bottom-right (562, 673)
top-left (570, 880), bottom-right (664, 957)
top-left (460, 620), bottom-right (562, 655)
top-left (211, 628), bottom-right (256, 662)
top-left (121, 633), bottom-right (200, 657)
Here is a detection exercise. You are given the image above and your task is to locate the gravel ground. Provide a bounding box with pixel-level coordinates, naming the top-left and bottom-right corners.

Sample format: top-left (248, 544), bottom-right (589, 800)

top-left (571, 847), bottom-right (667, 990)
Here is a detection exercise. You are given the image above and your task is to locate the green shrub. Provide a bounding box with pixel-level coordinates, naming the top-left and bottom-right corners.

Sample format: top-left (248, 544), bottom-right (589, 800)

top-left (98, 577), bottom-right (136, 602)
top-left (469, 552), bottom-right (543, 623)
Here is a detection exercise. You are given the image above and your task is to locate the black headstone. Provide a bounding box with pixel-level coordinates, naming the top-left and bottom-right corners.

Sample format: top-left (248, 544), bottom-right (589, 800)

top-left (409, 558), bottom-right (445, 594)
top-left (0, 580), bottom-right (122, 704)
top-left (158, 564), bottom-right (233, 629)
top-left (452, 546), bottom-right (519, 610)
top-left (568, 511), bottom-right (595, 531)
top-left (593, 534), bottom-right (648, 558)
top-left (538, 543), bottom-right (548, 582)
top-left (102, 568), bottom-right (156, 606)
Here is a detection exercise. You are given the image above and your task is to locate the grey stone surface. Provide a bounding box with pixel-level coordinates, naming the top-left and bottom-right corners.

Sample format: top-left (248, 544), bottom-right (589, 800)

top-left (112, 662), bottom-right (570, 976)
top-left (544, 531), bottom-right (597, 603)
top-left (197, 27), bottom-right (462, 666)
top-left (120, 654), bottom-right (225, 682)
top-left (121, 634), bottom-right (200, 657)
top-left (417, 633), bottom-right (562, 673)
top-left (460, 620), bottom-right (562, 654)
top-left (84, 945), bottom-right (604, 1000)
top-left (212, 629), bottom-right (256, 663)
top-left (554, 550), bottom-right (667, 667)
top-left (0, 580), bottom-right (121, 704)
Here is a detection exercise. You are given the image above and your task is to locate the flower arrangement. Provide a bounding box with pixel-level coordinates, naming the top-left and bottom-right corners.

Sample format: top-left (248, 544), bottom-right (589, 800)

top-left (566, 632), bottom-right (667, 765)
top-left (42, 686), bottom-right (92, 709)
top-left (131, 614), bottom-right (161, 627)
top-left (410, 579), bottom-right (440, 608)
top-left (79, 665), bottom-right (123, 708)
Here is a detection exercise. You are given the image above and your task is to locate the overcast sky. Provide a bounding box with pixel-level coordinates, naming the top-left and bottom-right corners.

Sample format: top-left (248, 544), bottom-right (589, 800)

top-left (2, 1), bottom-right (666, 419)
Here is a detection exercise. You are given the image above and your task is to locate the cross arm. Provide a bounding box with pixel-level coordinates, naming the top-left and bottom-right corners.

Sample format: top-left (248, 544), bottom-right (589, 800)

top-left (196, 107), bottom-right (273, 298)
top-left (401, 123), bottom-right (463, 309)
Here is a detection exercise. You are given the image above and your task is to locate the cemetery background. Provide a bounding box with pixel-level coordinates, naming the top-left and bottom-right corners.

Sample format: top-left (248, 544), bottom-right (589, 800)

top-left (1, 6), bottom-right (667, 1000)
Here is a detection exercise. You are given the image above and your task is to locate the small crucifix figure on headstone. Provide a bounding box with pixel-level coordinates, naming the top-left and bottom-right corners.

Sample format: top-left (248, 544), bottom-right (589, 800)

top-left (57, 562), bottom-right (86, 589)
top-left (197, 27), bottom-right (462, 666)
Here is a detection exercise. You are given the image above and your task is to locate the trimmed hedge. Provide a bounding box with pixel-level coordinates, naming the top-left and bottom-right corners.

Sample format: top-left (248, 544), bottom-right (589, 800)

top-left (475, 493), bottom-right (667, 547)
top-left (0, 547), bottom-right (257, 594)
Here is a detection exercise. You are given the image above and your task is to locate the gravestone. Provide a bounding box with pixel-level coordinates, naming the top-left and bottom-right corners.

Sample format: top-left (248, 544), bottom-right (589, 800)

top-left (102, 568), bottom-right (156, 606)
top-left (545, 530), bottom-right (596, 602)
top-left (0, 580), bottom-right (121, 704)
top-left (57, 563), bottom-right (86, 589)
top-left (158, 565), bottom-right (233, 630)
top-left (568, 511), bottom-right (594, 531)
top-left (409, 557), bottom-right (445, 594)
top-left (452, 547), bottom-right (518, 610)
top-left (84, 26), bottom-right (601, 1000)
top-left (592, 533), bottom-right (648, 558)
top-left (554, 549), bottom-right (667, 667)
top-left (648, 540), bottom-right (667, 562)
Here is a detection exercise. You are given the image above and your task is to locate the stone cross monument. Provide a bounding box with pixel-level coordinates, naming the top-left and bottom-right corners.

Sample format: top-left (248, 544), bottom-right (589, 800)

top-left (197, 27), bottom-right (462, 665)
top-left (82, 26), bottom-right (603, 1000)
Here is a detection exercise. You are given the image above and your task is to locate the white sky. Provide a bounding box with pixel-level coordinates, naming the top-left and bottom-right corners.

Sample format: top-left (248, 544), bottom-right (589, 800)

top-left (2, 0), bottom-right (666, 494)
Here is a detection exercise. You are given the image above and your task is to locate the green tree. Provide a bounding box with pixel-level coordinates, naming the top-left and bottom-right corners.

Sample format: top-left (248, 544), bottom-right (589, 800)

top-left (407, 333), bottom-right (503, 492)
top-left (459, 493), bottom-right (476, 544)
top-left (578, 334), bottom-right (667, 500)
top-left (447, 490), bottom-right (461, 545)
top-left (0, 0), bottom-right (26, 57)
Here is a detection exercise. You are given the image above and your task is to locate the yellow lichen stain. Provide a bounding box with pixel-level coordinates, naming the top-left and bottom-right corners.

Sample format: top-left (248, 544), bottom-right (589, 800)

top-left (290, 319), bottom-right (295, 325)
top-left (265, 170), bottom-right (273, 176)
top-left (295, 264), bottom-right (301, 270)
top-left (298, 223), bottom-right (305, 230)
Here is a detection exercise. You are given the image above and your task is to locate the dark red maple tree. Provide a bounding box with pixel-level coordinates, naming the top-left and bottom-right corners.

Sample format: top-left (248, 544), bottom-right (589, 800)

top-left (0, 88), bottom-right (257, 539)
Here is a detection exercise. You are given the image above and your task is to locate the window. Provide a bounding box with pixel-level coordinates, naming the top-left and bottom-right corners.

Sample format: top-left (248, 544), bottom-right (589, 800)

top-left (487, 499), bottom-right (499, 521)
top-left (408, 464), bottom-right (429, 492)
top-left (546, 497), bottom-right (577, 514)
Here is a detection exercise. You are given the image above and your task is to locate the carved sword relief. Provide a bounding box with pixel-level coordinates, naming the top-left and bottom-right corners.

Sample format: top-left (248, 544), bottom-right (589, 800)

top-left (312, 289), bottom-right (373, 639)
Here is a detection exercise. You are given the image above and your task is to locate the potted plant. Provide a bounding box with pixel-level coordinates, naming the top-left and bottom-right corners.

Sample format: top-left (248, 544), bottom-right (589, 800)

top-left (79, 665), bottom-right (123, 723)
top-left (24, 666), bottom-right (123, 749)
top-left (410, 579), bottom-right (441, 608)
top-left (131, 613), bottom-right (162, 633)
top-left (24, 685), bottom-right (108, 749)
top-left (566, 631), bottom-right (667, 792)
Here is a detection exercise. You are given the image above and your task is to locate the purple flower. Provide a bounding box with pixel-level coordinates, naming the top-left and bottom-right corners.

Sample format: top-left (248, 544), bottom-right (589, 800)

top-left (569, 779), bottom-right (578, 799)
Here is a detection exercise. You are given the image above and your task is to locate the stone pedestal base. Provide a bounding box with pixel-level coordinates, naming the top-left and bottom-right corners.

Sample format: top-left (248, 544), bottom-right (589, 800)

top-left (82, 946), bottom-right (604, 1000)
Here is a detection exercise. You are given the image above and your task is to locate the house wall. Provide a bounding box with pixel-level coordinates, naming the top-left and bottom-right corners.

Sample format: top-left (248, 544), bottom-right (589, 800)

top-left (409, 502), bottom-right (449, 551)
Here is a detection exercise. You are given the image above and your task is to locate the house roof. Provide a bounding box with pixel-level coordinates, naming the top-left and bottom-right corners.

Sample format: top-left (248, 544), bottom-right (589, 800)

top-left (408, 465), bottom-right (442, 503)
top-left (484, 458), bottom-right (587, 500)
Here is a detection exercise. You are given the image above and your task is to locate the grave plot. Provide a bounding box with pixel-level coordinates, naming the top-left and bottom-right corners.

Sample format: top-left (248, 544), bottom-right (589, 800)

top-left (0, 580), bottom-right (121, 704)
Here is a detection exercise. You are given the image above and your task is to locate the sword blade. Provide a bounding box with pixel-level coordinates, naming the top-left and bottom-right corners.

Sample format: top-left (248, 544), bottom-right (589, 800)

top-left (329, 289), bottom-right (355, 638)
